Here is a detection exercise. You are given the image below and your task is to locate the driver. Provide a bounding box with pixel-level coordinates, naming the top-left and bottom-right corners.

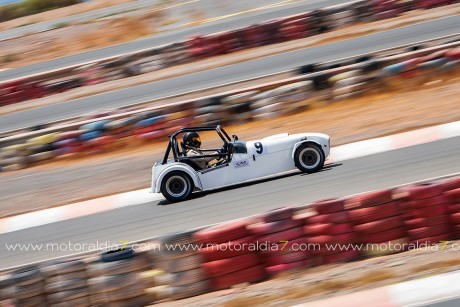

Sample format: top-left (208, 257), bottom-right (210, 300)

top-left (183, 132), bottom-right (220, 169)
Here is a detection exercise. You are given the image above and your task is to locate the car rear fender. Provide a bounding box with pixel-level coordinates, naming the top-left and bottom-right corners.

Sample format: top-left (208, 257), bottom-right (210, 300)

top-left (154, 163), bottom-right (203, 193)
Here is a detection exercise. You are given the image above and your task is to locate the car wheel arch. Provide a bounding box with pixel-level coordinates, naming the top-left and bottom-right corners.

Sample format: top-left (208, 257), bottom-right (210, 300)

top-left (291, 141), bottom-right (324, 159)
top-left (155, 164), bottom-right (203, 193)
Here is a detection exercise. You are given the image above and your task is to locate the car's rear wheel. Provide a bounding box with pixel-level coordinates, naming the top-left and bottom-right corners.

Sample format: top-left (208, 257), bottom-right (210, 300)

top-left (294, 143), bottom-right (325, 173)
top-left (161, 171), bottom-right (193, 202)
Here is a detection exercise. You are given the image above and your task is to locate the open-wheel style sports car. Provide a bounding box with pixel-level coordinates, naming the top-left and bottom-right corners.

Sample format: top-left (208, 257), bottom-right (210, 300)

top-left (151, 125), bottom-right (330, 202)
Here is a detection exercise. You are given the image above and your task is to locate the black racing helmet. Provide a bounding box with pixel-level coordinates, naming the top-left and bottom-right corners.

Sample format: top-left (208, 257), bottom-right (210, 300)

top-left (183, 131), bottom-right (201, 148)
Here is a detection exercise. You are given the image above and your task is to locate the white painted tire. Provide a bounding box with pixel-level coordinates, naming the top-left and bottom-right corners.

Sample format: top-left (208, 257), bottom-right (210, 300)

top-left (274, 81), bottom-right (312, 95)
top-left (321, 2), bottom-right (353, 15)
top-left (331, 10), bottom-right (353, 20)
top-left (332, 16), bottom-right (354, 27)
top-left (277, 91), bottom-right (310, 104)
top-left (333, 83), bottom-right (365, 96)
top-left (329, 70), bottom-right (360, 83)
top-left (222, 91), bottom-right (258, 106)
top-left (252, 112), bottom-right (279, 120)
top-left (252, 89), bottom-right (277, 100)
top-left (335, 75), bottom-right (364, 88)
top-left (251, 103), bottom-right (283, 116)
top-left (195, 105), bottom-right (222, 116)
top-left (251, 97), bottom-right (277, 109)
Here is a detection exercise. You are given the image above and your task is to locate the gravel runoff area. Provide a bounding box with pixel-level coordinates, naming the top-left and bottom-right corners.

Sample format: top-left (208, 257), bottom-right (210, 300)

top-left (0, 71), bottom-right (459, 217)
top-left (155, 239), bottom-right (460, 306)
top-left (0, 0), bottom-right (134, 32)
top-left (2, 3), bottom-right (459, 117)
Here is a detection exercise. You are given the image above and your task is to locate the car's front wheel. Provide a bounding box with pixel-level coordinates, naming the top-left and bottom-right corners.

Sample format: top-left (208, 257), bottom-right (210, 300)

top-left (294, 143), bottom-right (325, 173)
top-left (160, 171), bottom-right (193, 202)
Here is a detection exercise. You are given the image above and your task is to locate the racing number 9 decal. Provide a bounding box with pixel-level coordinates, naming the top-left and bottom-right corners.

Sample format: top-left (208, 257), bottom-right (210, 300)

top-left (254, 142), bottom-right (264, 154)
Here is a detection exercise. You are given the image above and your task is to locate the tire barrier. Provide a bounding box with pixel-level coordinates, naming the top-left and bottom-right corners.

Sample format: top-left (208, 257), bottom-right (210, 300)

top-left (154, 230), bottom-right (211, 300)
top-left (253, 208), bottom-right (312, 274)
top-left (195, 219), bottom-right (266, 291)
top-left (41, 259), bottom-right (91, 306)
top-left (86, 246), bottom-right (173, 305)
top-left (2, 41), bottom-right (460, 171)
top-left (2, 1), bottom-right (458, 108)
top-left (1, 176), bottom-right (460, 304)
top-left (348, 192), bottom-right (408, 257)
top-left (415, 0), bottom-right (457, 10)
top-left (0, 265), bottom-right (47, 306)
top-left (372, 0), bottom-right (402, 21)
top-left (395, 182), bottom-right (454, 245)
top-left (304, 199), bottom-right (360, 264)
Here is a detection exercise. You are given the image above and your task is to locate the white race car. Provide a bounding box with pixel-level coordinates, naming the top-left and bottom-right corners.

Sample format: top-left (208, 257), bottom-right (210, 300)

top-left (151, 125), bottom-right (330, 202)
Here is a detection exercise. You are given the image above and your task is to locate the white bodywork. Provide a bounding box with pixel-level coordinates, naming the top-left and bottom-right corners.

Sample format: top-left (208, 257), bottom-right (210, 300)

top-left (151, 132), bottom-right (330, 193)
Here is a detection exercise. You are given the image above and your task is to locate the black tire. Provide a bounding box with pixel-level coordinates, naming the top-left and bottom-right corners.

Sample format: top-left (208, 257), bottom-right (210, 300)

top-left (101, 248), bottom-right (134, 263)
top-left (11, 266), bottom-right (42, 285)
top-left (160, 171), bottom-right (193, 202)
top-left (294, 143), bottom-right (325, 173)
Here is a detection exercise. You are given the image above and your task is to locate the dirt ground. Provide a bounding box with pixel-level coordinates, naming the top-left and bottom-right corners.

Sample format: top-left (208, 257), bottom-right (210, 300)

top-left (0, 72), bottom-right (459, 217)
top-left (2, 3), bottom-right (459, 118)
top-left (156, 240), bottom-right (460, 306)
top-left (0, 0), bottom-right (135, 32)
top-left (0, 11), bottom-right (163, 70)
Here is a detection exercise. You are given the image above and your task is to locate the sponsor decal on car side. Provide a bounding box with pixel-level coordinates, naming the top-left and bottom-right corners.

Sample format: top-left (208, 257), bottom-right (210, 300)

top-left (233, 159), bottom-right (249, 169)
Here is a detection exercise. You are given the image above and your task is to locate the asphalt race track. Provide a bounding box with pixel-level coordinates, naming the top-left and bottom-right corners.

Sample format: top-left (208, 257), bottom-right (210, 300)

top-left (1, 137), bottom-right (459, 269)
top-left (0, 0), bottom-right (355, 81)
top-left (1, 15), bottom-right (459, 132)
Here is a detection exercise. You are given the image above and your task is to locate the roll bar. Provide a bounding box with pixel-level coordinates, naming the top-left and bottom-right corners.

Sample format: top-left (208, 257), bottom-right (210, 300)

top-left (162, 125), bottom-right (232, 164)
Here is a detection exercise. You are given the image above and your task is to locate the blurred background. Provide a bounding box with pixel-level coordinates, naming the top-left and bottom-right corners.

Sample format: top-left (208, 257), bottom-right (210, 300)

top-left (0, 0), bottom-right (459, 306)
